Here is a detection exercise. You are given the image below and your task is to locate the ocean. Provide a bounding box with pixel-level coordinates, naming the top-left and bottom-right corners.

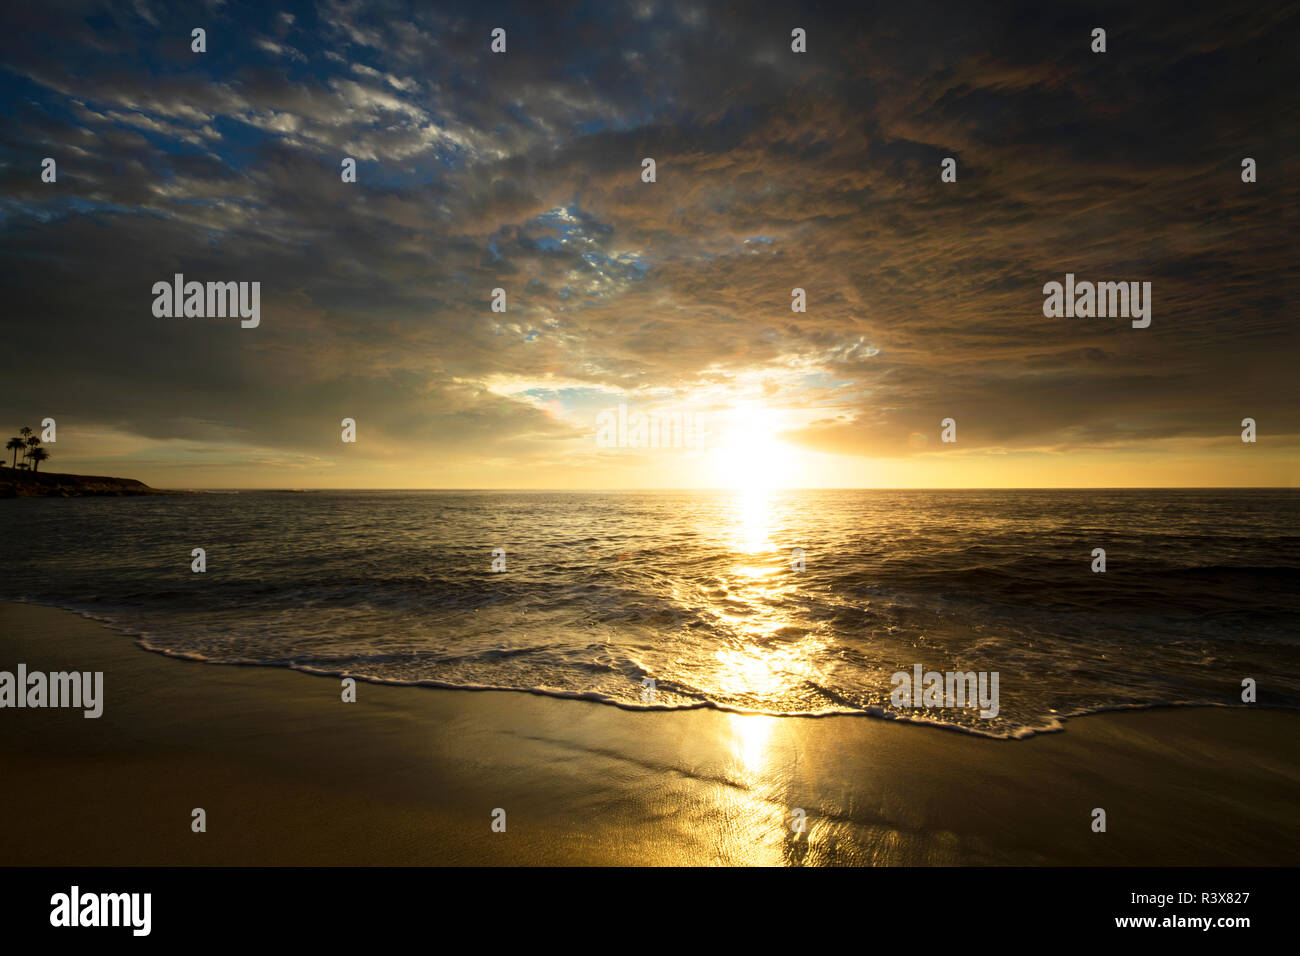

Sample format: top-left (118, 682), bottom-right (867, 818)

top-left (2, 488), bottom-right (1296, 738)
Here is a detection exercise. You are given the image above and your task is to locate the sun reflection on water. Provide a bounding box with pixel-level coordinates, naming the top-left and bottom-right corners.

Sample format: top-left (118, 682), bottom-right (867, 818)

top-left (732, 487), bottom-right (773, 554)
top-left (690, 489), bottom-right (830, 713)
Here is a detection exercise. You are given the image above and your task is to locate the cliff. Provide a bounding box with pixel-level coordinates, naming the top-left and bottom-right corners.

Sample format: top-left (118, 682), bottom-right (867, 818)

top-left (0, 470), bottom-right (170, 497)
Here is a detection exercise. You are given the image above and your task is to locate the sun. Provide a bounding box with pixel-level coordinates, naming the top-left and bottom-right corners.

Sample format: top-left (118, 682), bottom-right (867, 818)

top-left (710, 402), bottom-right (796, 491)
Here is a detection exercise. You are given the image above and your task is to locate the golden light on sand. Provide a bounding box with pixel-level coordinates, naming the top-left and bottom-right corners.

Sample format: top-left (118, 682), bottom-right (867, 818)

top-left (727, 711), bottom-right (776, 777)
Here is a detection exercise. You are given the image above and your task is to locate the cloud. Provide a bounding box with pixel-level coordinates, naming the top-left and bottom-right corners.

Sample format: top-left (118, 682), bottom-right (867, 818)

top-left (0, 0), bottom-right (1296, 486)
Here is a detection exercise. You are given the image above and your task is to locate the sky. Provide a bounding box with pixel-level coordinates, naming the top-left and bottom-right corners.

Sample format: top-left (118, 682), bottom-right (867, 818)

top-left (0, 0), bottom-right (1296, 489)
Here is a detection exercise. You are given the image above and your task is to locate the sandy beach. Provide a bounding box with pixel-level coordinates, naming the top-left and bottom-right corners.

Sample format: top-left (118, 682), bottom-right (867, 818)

top-left (0, 600), bottom-right (1296, 866)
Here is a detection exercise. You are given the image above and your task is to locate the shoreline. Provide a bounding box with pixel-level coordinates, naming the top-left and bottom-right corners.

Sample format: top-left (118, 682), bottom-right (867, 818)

top-left (13, 597), bottom-right (1280, 741)
top-left (1, 600), bottom-right (1297, 865)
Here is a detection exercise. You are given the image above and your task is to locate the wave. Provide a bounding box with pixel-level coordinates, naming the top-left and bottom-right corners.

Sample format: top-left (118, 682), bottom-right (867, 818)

top-left (4, 489), bottom-right (1297, 741)
top-left (7, 595), bottom-right (1291, 742)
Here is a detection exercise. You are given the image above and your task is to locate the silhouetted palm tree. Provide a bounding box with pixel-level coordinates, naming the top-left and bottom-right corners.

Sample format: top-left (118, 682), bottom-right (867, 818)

top-left (5, 437), bottom-right (23, 468)
top-left (28, 447), bottom-right (49, 473)
top-left (25, 433), bottom-right (40, 466)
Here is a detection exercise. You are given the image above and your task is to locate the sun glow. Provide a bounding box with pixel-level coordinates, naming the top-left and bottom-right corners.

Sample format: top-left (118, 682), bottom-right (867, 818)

top-left (710, 402), bottom-right (798, 491)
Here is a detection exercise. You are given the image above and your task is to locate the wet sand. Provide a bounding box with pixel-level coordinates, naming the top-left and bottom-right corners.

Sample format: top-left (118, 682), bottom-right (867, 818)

top-left (0, 601), bottom-right (1296, 865)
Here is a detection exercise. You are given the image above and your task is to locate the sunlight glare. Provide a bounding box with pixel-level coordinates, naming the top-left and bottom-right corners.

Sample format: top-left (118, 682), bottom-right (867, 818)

top-left (710, 402), bottom-right (796, 491)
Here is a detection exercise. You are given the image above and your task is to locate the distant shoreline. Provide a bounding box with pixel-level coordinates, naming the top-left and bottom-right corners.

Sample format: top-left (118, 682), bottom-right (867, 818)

top-left (0, 470), bottom-right (186, 498)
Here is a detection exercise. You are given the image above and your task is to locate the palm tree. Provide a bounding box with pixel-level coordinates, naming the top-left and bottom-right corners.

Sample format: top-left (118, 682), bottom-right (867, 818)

top-left (28, 447), bottom-right (49, 473)
top-left (25, 433), bottom-right (40, 462)
top-left (5, 437), bottom-right (23, 468)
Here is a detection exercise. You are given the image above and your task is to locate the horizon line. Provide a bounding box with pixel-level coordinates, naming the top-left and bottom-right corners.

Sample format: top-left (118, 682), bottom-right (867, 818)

top-left (156, 485), bottom-right (1299, 492)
